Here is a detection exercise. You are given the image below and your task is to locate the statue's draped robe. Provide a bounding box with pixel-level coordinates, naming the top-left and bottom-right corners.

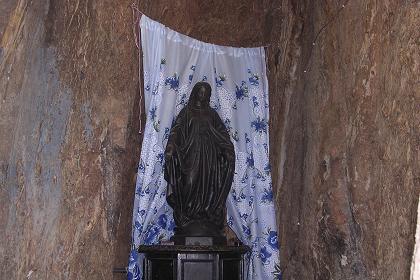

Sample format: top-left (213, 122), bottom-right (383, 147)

top-left (164, 105), bottom-right (235, 234)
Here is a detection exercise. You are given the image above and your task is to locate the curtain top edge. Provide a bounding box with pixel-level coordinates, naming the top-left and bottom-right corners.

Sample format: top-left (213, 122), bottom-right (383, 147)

top-left (140, 15), bottom-right (266, 56)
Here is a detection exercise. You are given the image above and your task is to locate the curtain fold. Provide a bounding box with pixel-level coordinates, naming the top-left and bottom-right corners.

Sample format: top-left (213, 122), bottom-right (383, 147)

top-left (128, 15), bottom-right (280, 280)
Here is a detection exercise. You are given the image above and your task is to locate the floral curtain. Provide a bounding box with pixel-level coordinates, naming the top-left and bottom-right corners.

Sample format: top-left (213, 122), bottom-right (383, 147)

top-left (128, 15), bottom-right (280, 280)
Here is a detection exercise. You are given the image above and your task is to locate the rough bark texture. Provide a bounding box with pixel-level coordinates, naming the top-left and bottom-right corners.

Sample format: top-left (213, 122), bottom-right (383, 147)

top-left (281, 2), bottom-right (419, 279)
top-left (0, 1), bottom-right (418, 280)
top-left (0, 0), bottom-right (140, 279)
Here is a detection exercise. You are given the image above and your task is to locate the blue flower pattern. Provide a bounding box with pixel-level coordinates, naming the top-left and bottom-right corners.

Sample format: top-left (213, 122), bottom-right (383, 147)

top-left (127, 249), bottom-right (141, 280)
top-left (189, 65), bottom-right (196, 84)
top-left (248, 68), bottom-right (260, 86)
top-left (215, 68), bottom-right (227, 87)
top-left (235, 81), bottom-right (249, 100)
top-left (164, 73), bottom-right (179, 91)
top-left (251, 116), bottom-right (268, 134)
top-left (157, 214), bottom-right (168, 229)
top-left (149, 106), bottom-right (157, 121)
top-left (260, 246), bottom-right (272, 264)
top-left (268, 230), bottom-right (279, 250)
top-left (261, 188), bottom-right (274, 203)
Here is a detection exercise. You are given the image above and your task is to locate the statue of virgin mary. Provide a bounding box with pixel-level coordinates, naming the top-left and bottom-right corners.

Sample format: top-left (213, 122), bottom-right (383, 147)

top-left (164, 82), bottom-right (235, 243)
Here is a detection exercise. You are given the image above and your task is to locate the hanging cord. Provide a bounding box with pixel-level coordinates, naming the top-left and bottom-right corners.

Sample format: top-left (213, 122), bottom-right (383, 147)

top-left (131, 3), bottom-right (141, 49)
top-left (131, 3), bottom-right (145, 134)
top-left (303, 0), bottom-right (351, 73)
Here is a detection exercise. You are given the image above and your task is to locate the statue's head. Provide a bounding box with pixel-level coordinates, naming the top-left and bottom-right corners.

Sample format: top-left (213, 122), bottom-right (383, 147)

top-left (189, 82), bottom-right (211, 108)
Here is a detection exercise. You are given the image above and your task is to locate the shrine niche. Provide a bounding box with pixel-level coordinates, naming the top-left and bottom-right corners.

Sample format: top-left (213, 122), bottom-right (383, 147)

top-left (0, 1), bottom-right (418, 280)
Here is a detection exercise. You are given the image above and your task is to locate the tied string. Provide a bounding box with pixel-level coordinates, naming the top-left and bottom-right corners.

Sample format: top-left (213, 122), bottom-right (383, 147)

top-left (131, 3), bottom-right (141, 49)
top-left (303, 0), bottom-right (351, 73)
top-left (131, 3), bottom-right (145, 134)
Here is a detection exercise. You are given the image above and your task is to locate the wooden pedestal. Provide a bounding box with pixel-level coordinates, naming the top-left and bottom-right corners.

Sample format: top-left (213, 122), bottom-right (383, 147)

top-left (138, 245), bottom-right (249, 280)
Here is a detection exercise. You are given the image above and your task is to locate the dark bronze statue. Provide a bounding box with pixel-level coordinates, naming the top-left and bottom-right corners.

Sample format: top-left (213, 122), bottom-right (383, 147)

top-left (164, 82), bottom-right (235, 245)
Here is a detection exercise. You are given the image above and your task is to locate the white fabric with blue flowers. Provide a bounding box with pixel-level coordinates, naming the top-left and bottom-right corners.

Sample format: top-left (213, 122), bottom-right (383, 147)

top-left (128, 15), bottom-right (280, 280)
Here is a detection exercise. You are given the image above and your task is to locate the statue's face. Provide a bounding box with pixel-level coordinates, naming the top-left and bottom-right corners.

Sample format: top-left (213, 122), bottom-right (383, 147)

top-left (196, 85), bottom-right (210, 107)
top-left (189, 82), bottom-right (211, 109)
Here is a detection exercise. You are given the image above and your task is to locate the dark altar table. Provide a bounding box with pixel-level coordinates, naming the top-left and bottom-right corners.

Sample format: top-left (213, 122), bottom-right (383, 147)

top-left (138, 245), bottom-right (250, 280)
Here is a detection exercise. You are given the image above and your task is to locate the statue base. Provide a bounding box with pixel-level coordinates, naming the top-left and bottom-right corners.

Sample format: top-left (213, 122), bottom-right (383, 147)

top-left (171, 236), bottom-right (227, 246)
top-left (138, 244), bottom-right (249, 280)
